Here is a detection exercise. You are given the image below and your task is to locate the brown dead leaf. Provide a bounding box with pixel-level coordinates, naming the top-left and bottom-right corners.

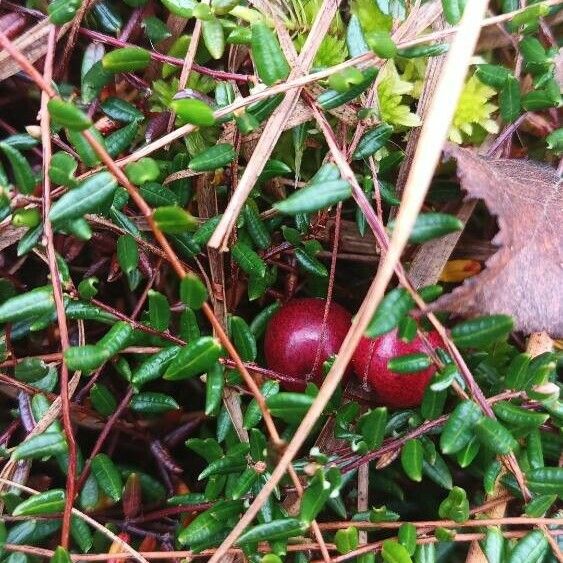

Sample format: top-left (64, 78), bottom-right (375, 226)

top-left (432, 144), bottom-right (562, 337)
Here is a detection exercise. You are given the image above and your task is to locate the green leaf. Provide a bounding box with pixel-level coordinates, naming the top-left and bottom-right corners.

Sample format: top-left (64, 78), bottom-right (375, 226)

top-left (205, 363), bottom-right (224, 416)
top-left (366, 32), bottom-right (397, 59)
top-left (299, 467), bottom-right (341, 524)
top-left (389, 212), bottom-right (463, 244)
top-left (125, 157), bottom-right (160, 185)
top-left (295, 248), bottom-right (327, 277)
top-left (499, 76), bottom-right (521, 123)
top-left (440, 400), bottom-right (483, 454)
top-left (244, 204), bottom-right (271, 250)
top-left (358, 407), bottom-right (387, 450)
top-left (274, 180), bottom-right (351, 215)
top-left (148, 290), bottom-right (170, 331)
top-left (244, 380), bottom-right (279, 428)
top-left (365, 288), bottom-right (413, 338)
top-left (493, 401), bottom-right (549, 428)
top-left (401, 439), bottom-right (423, 482)
top-left (230, 315), bottom-right (257, 362)
top-left (237, 518), bottom-right (305, 545)
top-left (335, 526), bottom-right (359, 554)
top-left (525, 494), bottom-right (557, 517)
top-left (504, 353), bottom-right (531, 390)
top-left (202, 17), bottom-right (225, 59)
top-left (64, 345), bottom-right (107, 372)
top-left (451, 315), bottom-right (513, 348)
top-left (414, 544), bottom-right (435, 563)
top-left (267, 392), bottom-right (314, 424)
top-left (198, 454), bottom-right (247, 480)
top-left (180, 274), bottom-right (207, 310)
top-left (129, 392), bottom-right (180, 414)
top-left (105, 122), bottom-right (140, 158)
top-left (475, 64), bottom-right (511, 88)
top-left (397, 43), bottom-right (448, 59)
top-left (231, 241), bottom-right (267, 277)
top-left (49, 152), bottom-right (78, 187)
top-left (353, 124), bottom-right (393, 160)
top-left (91, 453), bottom-right (123, 502)
top-left (49, 172), bottom-right (117, 224)
top-left (526, 467), bottom-right (563, 496)
top-left (101, 97), bottom-right (144, 123)
top-left (89, 384), bottom-right (117, 417)
top-left (47, 99), bottom-right (92, 131)
top-left (398, 523), bottom-right (417, 556)
top-left (102, 47), bottom-right (151, 72)
top-left (388, 353), bottom-right (432, 373)
top-left (507, 530), bottom-right (548, 563)
top-left (170, 98), bottom-right (215, 126)
top-left (478, 527), bottom-right (504, 563)
top-left (250, 22), bottom-right (290, 85)
top-left (318, 68), bottom-right (378, 110)
top-left (0, 143), bottom-right (36, 194)
top-left (178, 500), bottom-right (243, 546)
top-left (140, 182), bottom-right (178, 207)
top-left (131, 346), bottom-right (180, 388)
top-left (438, 486), bottom-right (469, 523)
top-left (48, 0), bottom-right (82, 24)
top-left (50, 546), bottom-right (72, 563)
top-left (189, 144), bottom-right (235, 172)
top-left (474, 417), bottom-right (517, 455)
top-left (0, 286), bottom-right (54, 324)
top-left (13, 489), bottom-right (65, 516)
top-left (160, 0), bottom-right (196, 17)
top-left (422, 452), bottom-right (452, 490)
top-left (382, 540), bottom-right (413, 563)
top-left (13, 433), bottom-right (68, 460)
top-left (441, 0), bottom-right (467, 25)
top-left (153, 206), bottom-right (198, 233)
top-left (164, 336), bottom-right (222, 380)
top-left (116, 234), bottom-right (139, 275)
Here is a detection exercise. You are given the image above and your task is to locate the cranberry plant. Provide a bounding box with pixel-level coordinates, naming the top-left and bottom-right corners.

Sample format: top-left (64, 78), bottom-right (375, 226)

top-left (0, 0), bottom-right (560, 562)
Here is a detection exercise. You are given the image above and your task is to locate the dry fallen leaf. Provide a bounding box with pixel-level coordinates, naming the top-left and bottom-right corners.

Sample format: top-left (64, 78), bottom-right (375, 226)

top-left (433, 144), bottom-right (562, 337)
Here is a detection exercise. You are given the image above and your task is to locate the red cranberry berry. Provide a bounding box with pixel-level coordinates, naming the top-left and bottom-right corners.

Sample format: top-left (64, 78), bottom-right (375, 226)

top-left (264, 298), bottom-right (352, 390)
top-left (352, 329), bottom-right (442, 408)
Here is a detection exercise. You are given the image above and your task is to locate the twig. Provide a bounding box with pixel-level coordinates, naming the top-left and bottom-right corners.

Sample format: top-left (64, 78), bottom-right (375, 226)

top-left (39, 24), bottom-right (76, 549)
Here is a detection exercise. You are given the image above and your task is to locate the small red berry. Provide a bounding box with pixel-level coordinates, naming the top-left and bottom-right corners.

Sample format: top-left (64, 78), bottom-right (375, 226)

top-left (264, 298), bottom-right (352, 390)
top-left (352, 329), bottom-right (442, 408)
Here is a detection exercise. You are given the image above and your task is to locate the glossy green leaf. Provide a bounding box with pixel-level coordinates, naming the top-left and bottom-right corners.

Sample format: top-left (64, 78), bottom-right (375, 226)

top-left (335, 526), bottom-right (359, 554)
top-left (244, 380), bottom-right (279, 428)
top-left (13, 433), bottom-right (68, 460)
top-left (243, 204), bottom-right (271, 249)
top-left (440, 400), bottom-right (483, 454)
top-left (102, 47), bottom-right (150, 72)
top-left (153, 206), bottom-right (198, 233)
top-left (526, 467), bottom-right (563, 496)
top-left (125, 157), bottom-right (160, 185)
top-left (237, 518), bottom-right (305, 545)
top-left (507, 530), bottom-right (548, 563)
top-left (50, 546), bottom-right (72, 563)
top-left (89, 384), bottom-right (117, 417)
top-left (504, 353), bottom-right (531, 390)
top-left (131, 346), bottom-right (180, 388)
top-left (499, 76), bottom-right (521, 123)
top-left (116, 234), bottom-right (139, 276)
top-left (0, 143), bottom-right (36, 194)
top-left (170, 98), bottom-right (215, 126)
top-left (387, 353), bottom-right (432, 373)
top-left (267, 392), bottom-right (314, 424)
top-left (295, 248), bottom-right (327, 277)
top-left (366, 288), bottom-right (413, 338)
top-left (493, 401), bottom-right (548, 428)
top-left (441, 0), bottom-right (467, 25)
top-left (147, 290), bottom-right (170, 331)
top-left (318, 68), bottom-right (378, 110)
top-left (353, 124), bottom-right (393, 160)
top-left (231, 241), bottom-right (267, 277)
top-left (189, 144), bottom-right (235, 172)
top-left (389, 212), bottom-right (463, 244)
top-left (205, 363), bottom-right (224, 416)
top-left (398, 523), bottom-right (417, 556)
top-left (274, 180), bottom-right (351, 215)
top-left (105, 122), bottom-right (139, 158)
top-left (179, 274), bottom-right (207, 310)
top-left (0, 286), bottom-right (54, 324)
top-left (474, 417), bottom-right (517, 454)
top-left (48, 99), bottom-right (92, 131)
top-left (164, 336), bottom-right (222, 380)
top-left (130, 392), bottom-right (179, 414)
top-left (13, 489), bottom-right (65, 516)
top-left (525, 494), bottom-right (557, 517)
top-left (91, 453), bottom-right (123, 502)
top-left (49, 152), bottom-right (78, 187)
top-left (422, 452), bottom-right (452, 490)
top-left (300, 467), bottom-right (341, 524)
top-left (397, 43), bottom-right (448, 59)
top-left (382, 540), bottom-right (413, 563)
top-left (481, 527), bottom-right (504, 563)
top-left (451, 315), bottom-right (514, 348)
top-left (358, 407), bottom-right (387, 450)
top-left (160, 0), bottom-right (196, 17)
top-left (366, 31), bottom-right (397, 59)
top-left (230, 315), bottom-right (257, 362)
top-left (49, 172), bottom-right (117, 224)
top-left (250, 22), bottom-right (290, 85)
top-left (48, 0), bottom-right (82, 24)
top-left (202, 17), bottom-right (225, 59)
top-left (438, 486), bottom-right (469, 523)
top-left (401, 439), bottom-right (423, 482)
